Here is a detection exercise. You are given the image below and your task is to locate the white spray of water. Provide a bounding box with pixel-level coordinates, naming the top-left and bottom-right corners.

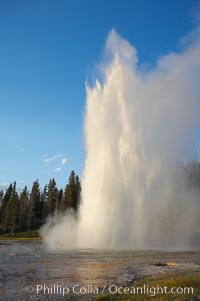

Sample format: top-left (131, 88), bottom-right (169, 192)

top-left (42, 30), bottom-right (200, 250)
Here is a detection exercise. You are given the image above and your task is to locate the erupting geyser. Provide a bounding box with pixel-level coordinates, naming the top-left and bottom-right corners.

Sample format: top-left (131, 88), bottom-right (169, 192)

top-left (42, 30), bottom-right (200, 250)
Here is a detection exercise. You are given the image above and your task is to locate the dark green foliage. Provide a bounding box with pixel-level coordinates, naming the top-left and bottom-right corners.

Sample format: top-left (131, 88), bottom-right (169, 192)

top-left (47, 178), bottom-right (57, 215)
top-left (19, 186), bottom-right (28, 230)
top-left (56, 188), bottom-right (63, 212)
top-left (63, 171), bottom-right (81, 211)
top-left (41, 184), bottom-right (48, 222)
top-left (0, 190), bottom-right (4, 224)
top-left (1, 184), bottom-right (13, 226)
top-left (2, 182), bottom-right (19, 233)
top-left (0, 170), bottom-right (81, 233)
top-left (28, 180), bottom-right (41, 230)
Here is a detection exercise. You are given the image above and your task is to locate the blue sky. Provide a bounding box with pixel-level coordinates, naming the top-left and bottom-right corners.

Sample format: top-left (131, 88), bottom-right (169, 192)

top-left (0, 0), bottom-right (198, 189)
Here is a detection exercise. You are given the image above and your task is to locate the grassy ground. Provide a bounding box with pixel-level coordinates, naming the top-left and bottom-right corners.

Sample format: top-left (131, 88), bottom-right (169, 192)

top-left (95, 270), bottom-right (200, 301)
top-left (0, 230), bottom-right (41, 240)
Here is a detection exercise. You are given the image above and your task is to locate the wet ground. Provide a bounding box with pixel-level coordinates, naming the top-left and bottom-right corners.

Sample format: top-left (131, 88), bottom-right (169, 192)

top-left (0, 241), bottom-right (199, 300)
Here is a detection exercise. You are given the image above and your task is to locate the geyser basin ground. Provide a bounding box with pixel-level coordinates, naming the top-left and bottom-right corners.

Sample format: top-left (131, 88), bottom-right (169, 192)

top-left (0, 241), bottom-right (199, 300)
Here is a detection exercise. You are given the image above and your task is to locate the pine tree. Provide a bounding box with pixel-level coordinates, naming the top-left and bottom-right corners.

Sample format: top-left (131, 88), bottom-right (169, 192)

top-left (63, 171), bottom-right (81, 211)
top-left (75, 175), bottom-right (81, 210)
top-left (3, 182), bottom-right (19, 234)
top-left (47, 178), bottom-right (57, 215)
top-left (0, 190), bottom-right (4, 226)
top-left (1, 183), bottom-right (13, 230)
top-left (19, 186), bottom-right (29, 230)
top-left (41, 184), bottom-right (48, 222)
top-left (56, 188), bottom-right (63, 212)
top-left (28, 180), bottom-right (41, 230)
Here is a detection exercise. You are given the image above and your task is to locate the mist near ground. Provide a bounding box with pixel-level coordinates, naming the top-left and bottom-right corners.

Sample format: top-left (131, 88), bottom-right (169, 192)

top-left (41, 28), bottom-right (200, 250)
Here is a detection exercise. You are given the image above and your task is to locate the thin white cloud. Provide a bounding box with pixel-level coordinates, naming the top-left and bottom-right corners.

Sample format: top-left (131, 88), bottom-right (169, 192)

top-left (53, 154), bottom-right (63, 159)
top-left (59, 158), bottom-right (68, 165)
top-left (41, 157), bottom-right (55, 163)
top-left (41, 154), bottom-right (69, 173)
top-left (54, 167), bottom-right (61, 172)
top-left (41, 154), bottom-right (64, 164)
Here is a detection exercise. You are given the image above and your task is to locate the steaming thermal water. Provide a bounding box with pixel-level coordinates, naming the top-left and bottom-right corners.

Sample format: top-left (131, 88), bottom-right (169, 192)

top-left (42, 30), bottom-right (200, 250)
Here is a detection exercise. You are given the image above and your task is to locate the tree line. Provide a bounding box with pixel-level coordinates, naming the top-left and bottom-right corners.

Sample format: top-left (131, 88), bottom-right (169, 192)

top-left (0, 170), bottom-right (81, 234)
top-left (1, 160), bottom-right (200, 235)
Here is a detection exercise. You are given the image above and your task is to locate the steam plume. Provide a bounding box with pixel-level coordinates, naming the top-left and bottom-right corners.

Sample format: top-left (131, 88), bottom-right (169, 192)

top-left (42, 29), bottom-right (200, 250)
